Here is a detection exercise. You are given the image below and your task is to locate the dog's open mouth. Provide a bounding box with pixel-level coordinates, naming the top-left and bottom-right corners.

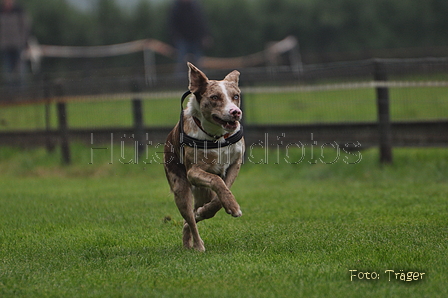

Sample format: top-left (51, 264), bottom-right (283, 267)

top-left (212, 115), bottom-right (239, 131)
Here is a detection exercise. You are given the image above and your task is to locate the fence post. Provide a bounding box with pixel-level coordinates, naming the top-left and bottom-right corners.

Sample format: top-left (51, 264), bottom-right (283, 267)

top-left (374, 60), bottom-right (393, 164)
top-left (143, 48), bottom-right (157, 86)
top-left (55, 82), bottom-right (71, 165)
top-left (132, 80), bottom-right (145, 158)
top-left (133, 99), bottom-right (145, 157)
top-left (43, 75), bottom-right (55, 153)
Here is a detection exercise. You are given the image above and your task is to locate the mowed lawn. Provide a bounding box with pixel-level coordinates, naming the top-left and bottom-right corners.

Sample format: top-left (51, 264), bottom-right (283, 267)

top-left (0, 145), bottom-right (447, 297)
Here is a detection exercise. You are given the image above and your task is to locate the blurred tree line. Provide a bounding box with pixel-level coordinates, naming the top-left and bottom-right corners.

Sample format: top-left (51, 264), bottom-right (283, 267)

top-left (24, 0), bottom-right (448, 61)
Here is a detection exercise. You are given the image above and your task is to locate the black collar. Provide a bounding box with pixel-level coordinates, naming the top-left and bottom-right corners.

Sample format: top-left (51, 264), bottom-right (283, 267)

top-left (179, 91), bottom-right (244, 149)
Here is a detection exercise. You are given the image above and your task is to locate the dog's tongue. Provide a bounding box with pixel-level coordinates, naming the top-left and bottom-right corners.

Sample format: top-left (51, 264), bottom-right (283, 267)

top-left (224, 121), bottom-right (238, 130)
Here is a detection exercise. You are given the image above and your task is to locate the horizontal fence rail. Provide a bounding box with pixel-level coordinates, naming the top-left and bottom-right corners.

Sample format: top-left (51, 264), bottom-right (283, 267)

top-left (2, 79), bottom-right (448, 108)
top-left (2, 121), bottom-right (447, 148)
top-left (1, 58), bottom-right (448, 164)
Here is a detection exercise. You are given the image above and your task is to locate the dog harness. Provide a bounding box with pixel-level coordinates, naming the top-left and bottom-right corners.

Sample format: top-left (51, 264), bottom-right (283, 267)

top-left (179, 91), bottom-right (244, 149)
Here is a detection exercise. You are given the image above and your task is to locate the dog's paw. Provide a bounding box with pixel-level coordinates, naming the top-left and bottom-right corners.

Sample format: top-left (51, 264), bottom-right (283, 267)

top-left (193, 240), bottom-right (206, 252)
top-left (195, 208), bottom-right (205, 221)
top-left (223, 199), bottom-right (242, 217)
top-left (226, 208), bottom-right (242, 217)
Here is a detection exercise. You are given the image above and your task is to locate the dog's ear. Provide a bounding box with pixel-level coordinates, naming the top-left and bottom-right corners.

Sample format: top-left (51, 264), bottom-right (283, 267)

top-left (224, 70), bottom-right (240, 85)
top-left (188, 62), bottom-right (208, 94)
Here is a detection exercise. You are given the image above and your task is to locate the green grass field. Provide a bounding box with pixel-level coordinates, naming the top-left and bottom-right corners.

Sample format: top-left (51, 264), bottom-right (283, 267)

top-left (1, 84), bottom-right (447, 131)
top-left (0, 145), bottom-right (447, 297)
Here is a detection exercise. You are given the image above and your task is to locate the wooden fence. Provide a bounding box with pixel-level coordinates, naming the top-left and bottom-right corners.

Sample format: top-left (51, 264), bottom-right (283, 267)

top-left (1, 58), bottom-right (448, 165)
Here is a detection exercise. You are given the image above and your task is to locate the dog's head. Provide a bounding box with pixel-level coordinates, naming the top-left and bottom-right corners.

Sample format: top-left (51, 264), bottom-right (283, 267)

top-left (187, 62), bottom-right (242, 133)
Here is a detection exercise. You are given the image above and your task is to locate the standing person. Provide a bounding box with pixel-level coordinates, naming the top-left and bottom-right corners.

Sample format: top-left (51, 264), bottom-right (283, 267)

top-left (168, 0), bottom-right (211, 75)
top-left (0, 0), bottom-right (30, 85)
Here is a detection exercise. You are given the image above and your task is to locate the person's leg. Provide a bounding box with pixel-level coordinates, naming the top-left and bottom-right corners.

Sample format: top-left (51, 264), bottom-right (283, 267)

top-left (2, 49), bottom-right (21, 85)
top-left (175, 39), bottom-right (189, 75)
top-left (189, 40), bottom-right (203, 68)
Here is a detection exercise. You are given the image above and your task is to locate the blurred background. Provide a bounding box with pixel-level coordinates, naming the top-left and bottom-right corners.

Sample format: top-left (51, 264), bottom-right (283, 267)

top-left (1, 0), bottom-right (447, 163)
top-left (22, 0), bottom-right (448, 62)
top-left (0, 0), bottom-right (446, 77)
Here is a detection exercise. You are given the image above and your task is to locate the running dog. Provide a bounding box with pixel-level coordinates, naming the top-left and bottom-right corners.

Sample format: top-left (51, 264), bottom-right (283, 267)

top-left (164, 62), bottom-right (245, 252)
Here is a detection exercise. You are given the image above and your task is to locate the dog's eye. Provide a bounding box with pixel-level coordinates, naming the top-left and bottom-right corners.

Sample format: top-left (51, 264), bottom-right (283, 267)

top-left (233, 95), bottom-right (240, 100)
top-left (210, 95), bottom-right (219, 100)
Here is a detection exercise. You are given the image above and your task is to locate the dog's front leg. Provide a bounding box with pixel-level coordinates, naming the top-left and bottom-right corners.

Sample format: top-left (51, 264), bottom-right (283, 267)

top-left (173, 190), bottom-right (205, 252)
top-left (167, 168), bottom-right (205, 252)
top-left (187, 166), bottom-right (242, 217)
top-left (223, 158), bottom-right (243, 189)
top-left (193, 187), bottom-right (221, 222)
top-left (195, 160), bottom-right (243, 221)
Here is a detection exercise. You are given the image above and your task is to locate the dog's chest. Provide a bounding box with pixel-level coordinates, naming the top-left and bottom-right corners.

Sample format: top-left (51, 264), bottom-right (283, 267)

top-left (196, 140), bottom-right (244, 177)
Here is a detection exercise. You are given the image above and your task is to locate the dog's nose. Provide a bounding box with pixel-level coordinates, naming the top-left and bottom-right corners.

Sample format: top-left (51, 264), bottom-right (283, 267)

top-left (230, 108), bottom-right (242, 119)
